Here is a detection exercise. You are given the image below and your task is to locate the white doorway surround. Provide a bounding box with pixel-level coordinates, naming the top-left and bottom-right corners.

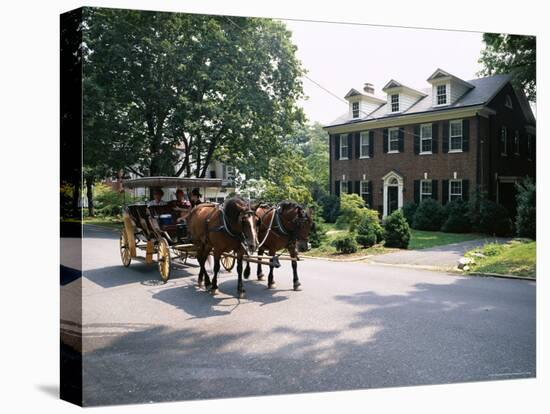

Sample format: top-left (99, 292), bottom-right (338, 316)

top-left (382, 170), bottom-right (404, 218)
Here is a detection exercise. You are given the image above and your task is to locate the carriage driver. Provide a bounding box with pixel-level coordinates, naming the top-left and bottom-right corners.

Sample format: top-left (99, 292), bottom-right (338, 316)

top-left (147, 188), bottom-right (166, 206)
top-left (189, 188), bottom-right (203, 207)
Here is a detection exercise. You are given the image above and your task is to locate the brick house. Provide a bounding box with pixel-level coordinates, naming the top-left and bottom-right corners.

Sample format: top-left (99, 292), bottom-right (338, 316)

top-left (324, 69), bottom-right (536, 218)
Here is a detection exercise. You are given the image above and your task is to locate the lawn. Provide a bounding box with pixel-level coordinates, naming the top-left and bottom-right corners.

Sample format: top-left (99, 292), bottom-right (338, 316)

top-left (83, 216), bottom-right (123, 229)
top-left (466, 240), bottom-right (536, 278)
top-left (408, 230), bottom-right (485, 250)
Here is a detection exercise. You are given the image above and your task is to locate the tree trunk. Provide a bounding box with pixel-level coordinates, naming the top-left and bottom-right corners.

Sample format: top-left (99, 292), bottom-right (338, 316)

top-left (86, 179), bottom-right (95, 217)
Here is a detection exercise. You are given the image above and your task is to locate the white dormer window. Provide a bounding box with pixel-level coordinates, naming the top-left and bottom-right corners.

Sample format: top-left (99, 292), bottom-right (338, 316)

top-left (437, 84), bottom-right (447, 105)
top-left (352, 102), bottom-right (360, 118)
top-left (505, 95), bottom-right (513, 109)
top-left (391, 94), bottom-right (399, 112)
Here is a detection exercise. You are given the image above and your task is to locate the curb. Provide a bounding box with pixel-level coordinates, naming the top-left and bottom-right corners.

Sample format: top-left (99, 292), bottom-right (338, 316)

top-left (467, 272), bottom-right (536, 281)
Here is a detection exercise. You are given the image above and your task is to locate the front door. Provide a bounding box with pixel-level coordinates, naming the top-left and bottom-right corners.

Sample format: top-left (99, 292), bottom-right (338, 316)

top-left (387, 186), bottom-right (398, 216)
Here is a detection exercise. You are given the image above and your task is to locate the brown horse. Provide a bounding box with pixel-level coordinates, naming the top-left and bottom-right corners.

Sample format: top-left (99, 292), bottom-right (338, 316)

top-left (187, 197), bottom-right (258, 297)
top-left (244, 201), bottom-right (314, 290)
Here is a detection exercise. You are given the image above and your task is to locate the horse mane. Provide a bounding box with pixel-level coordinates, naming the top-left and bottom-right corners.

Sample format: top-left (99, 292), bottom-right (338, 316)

top-left (224, 197), bottom-right (250, 223)
top-left (278, 200), bottom-right (303, 211)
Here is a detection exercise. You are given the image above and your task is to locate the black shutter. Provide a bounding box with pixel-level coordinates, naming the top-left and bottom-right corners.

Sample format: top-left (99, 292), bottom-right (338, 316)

top-left (348, 182), bottom-right (354, 194)
top-left (507, 129), bottom-right (513, 156)
top-left (334, 135), bottom-right (340, 160)
top-left (414, 180), bottom-right (420, 204)
top-left (462, 179), bottom-right (469, 201)
top-left (432, 123), bottom-right (439, 153)
top-left (442, 121), bottom-right (449, 153)
top-left (335, 180), bottom-right (340, 196)
top-left (354, 180), bottom-right (360, 195)
top-left (398, 128), bottom-right (404, 152)
top-left (355, 133), bottom-right (361, 159)
top-left (367, 181), bottom-right (373, 208)
top-left (462, 119), bottom-right (470, 152)
top-left (414, 125), bottom-right (420, 155)
top-left (383, 129), bottom-right (388, 153)
top-left (442, 180), bottom-right (449, 205)
top-left (347, 134), bottom-right (353, 160)
top-left (369, 131), bottom-right (374, 158)
top-left (432, 179), bottom-right (438, 202)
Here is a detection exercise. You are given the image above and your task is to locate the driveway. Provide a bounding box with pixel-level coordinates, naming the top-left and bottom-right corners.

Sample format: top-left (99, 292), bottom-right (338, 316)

top-left (370, 237), bottom-right (511, 270)
top-left (62, 226), bottom-right (534, 406)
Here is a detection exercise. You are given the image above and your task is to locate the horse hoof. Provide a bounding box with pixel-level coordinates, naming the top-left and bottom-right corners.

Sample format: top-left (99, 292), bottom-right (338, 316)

top-left (267, 283), bottom-right (276, 289)
top-left (293, 283), bottom-right (302, 291)
top-left (257, 273), bottom-right (265, 281)
top-left (197, 282), bottom-right (203, 288)
top-left (205, 282), bottom-right (212, 290)
top-left (210, 288), bottom-right (219, 296)
top-left (238, 291), bottom-right (246, 299)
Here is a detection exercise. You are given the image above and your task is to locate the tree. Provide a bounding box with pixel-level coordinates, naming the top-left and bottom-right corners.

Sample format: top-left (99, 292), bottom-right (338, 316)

top-left (478, 33), bottom-right (536, 100)
top-left (336, 193), bottom-right (368, 232)
top-left (83, 8), bottom-right (305, 179)
top-left (515, 177), bottom-right (536, 239)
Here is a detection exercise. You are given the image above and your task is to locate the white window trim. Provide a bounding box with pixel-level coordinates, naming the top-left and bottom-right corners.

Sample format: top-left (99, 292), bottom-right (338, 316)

top-left (388, 127), bottom-right (400, 153)
top-left (449, 179), bottom-right (463, 202)
top-left (340, 134), bottom-right (349, 160)
top-left (359, 132), bottom-right (370, 159)
top-left (352, 101), bottom-right (360, 119)
top-left (420, 123), bottom-right (433, 154)
top-left (420, 179), bottom-right (432, 201)
top-left (340, 181), bottom-right (349, 194)
top-left (360, 180), bottom-right (370, 202)
top-left (390, 94), bottom-right (400, 113)
top-left (434, 83), bottom-right (449, 107)
top-left (501, 127), bottom-right (508, 156)
top-left (449, 119), bottom-right (463, 152)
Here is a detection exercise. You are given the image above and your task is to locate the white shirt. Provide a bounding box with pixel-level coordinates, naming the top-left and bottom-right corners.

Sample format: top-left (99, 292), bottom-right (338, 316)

top-left (147, 199), bottom-right (167, 206)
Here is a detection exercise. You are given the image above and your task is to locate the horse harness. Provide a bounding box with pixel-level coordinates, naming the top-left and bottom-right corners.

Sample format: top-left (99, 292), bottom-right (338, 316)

top-left (205, 203), bottom-right (255, 243)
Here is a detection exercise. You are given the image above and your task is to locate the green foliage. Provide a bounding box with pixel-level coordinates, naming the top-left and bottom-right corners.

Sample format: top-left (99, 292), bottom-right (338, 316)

top-left (308, 203), bottom-right (328, 248)
top-left (474, 200), bottom-right (513, 236)
top-left (441, 200), bottom-right (471, 233)
top-left (402, 202), bottom-right (418, 226)
top-left (481, 243), bottom-right (506, 257)
top-left (515, 178), bottom-right (536, 239)
top-left (336, 193), bottom-right (369, 231)
top-left (83, 9), bottom-right (305, 178)
top-left (384, 210), bottom-right (411, 249)
top-left (478, 33), bottom-right (536, 100)
top-left (318, 194), bottom-right (341, 223)
top-left (412, 199), bottom-right (446, 231)
top-left (356, 209), bottom-right (385, 247)
top-left (331, 232), bottom-right (358, 254)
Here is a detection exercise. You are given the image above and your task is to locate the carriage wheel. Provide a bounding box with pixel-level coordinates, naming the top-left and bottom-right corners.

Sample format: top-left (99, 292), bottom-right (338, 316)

top-left (221, 254), bottom-right (235, 271)
top-left (119, 231), bottom-right (131, 267)
top-left (157, 238), bottom-right (171, 282)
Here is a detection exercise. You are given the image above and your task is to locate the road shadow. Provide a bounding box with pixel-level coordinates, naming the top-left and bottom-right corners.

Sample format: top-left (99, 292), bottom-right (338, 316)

top-left (78, 276), bottom-right (536, 406)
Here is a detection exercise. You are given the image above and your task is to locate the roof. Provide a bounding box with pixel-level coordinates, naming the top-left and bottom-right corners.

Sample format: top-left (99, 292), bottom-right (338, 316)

top-left (123, 176), bottom-right (223, 189)
top-left (326, 74), bottom-right (515, 128)
top-left (427, 68), bottom-right (475, 89)
top-left (382, 79), bottom-right (427, 97)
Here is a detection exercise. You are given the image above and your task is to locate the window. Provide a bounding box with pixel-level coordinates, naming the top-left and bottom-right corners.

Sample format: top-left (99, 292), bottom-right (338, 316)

top-left (352, 102), bottom-right (360, 118)
top-left (420, 123), bottom-right (432, 153)
top-left (527, 134), bottom-right (532, 160)
top-left (505, 95), bottom-right (513, 109)
top-left (360, 180), bottom-right (370, 204)
top-left (340, 181), bottom-right (349, 194)
top-left (360, 132), bottom-right (370, 158)
top-left (391, 94), bottom-right (399, 112)
top-left (436, 84), bottom-right (447, 105)
top-left (420, 180), bottom-right (432, 201)
top-left (388, 128), bottom-right (399, 152)
top-left (340, 134), bottom-right (348, 159)
top-left (449, 120), bottom-right (463, 152)
top-left (500, 127), bottom-right (507, 156)
top-left (514, 130), bottom-right (520, 155)
top-left (449, 180), bottom-right (463, 202)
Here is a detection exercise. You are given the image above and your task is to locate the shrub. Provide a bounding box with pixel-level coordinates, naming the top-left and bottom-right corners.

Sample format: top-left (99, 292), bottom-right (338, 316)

top-left (412, 199), bottom-right (446, 231)
top-left (441, 200), bottom-right (471, 233)
top-left (475, 200), bottom-right (513, 236)
top-left (515, 178), bottom-right (536, 239)
top-left (384, 210), bottom-right (411, 249)
top-left (308, 207), bottom-right (328, 249)
top-left (318, 194), bottom-right (341, 223)
top-left (355, 209), bottom-right (385, 247)
top-left (335, 193), bottom-right (369, 231)
top-left (481, 242), bottom-right (506, 257)
top-left (402, 202), bottom-right (418, 226)
top-left (331, 232), bottom-right (358, 254)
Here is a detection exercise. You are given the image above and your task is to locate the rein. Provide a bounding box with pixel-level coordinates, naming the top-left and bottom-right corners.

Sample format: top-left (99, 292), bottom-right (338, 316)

top-left (207, 203), bottom-right (255, 251)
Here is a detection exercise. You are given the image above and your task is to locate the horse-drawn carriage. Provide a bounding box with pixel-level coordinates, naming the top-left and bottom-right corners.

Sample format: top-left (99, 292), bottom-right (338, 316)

top-left (119, 176), bottom-right (235, 282)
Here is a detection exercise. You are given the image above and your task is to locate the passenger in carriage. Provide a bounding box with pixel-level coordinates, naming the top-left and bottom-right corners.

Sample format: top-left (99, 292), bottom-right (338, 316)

top-left (171, 189), bottom-right (192, 242)
top-left (147, 188), bottom-right (166, 206)
top-left (169, 188), bottom-right (188, 208)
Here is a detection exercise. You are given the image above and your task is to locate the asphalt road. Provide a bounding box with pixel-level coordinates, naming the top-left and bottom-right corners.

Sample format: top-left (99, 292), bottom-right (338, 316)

top-left (64, 225), bottom-right (536, 406)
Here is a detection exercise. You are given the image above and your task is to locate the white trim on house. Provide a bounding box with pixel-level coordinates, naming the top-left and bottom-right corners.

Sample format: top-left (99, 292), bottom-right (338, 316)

top-left (382, 170), bottom-right (404, 218)
top-left (360, 180), bottom-right (370, 203)
top-left (388, 127), bottom-right (400, 153)
top-left (340, 133), bottom-right (349, 159)
top-left (449, 179), bottom-right (463, 202)
top-left (359, 131), bottom-right (370, 158)
top-left (449, 119), bottom-right (463, 152)
top-left (420, 179), bottom-right (432, 201)
top-left (340, 180), bottom-right (349, 194)
top-left (420, 123), bottom-right (433, 154)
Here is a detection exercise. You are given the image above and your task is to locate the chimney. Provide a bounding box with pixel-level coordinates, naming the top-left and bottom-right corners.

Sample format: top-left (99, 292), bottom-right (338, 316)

top-left (363, 83), bottom-right (375, 94)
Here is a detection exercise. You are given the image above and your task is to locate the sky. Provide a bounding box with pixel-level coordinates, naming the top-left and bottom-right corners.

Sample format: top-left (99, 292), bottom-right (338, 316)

top-left (282, 19), bottom-right (485, 125)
